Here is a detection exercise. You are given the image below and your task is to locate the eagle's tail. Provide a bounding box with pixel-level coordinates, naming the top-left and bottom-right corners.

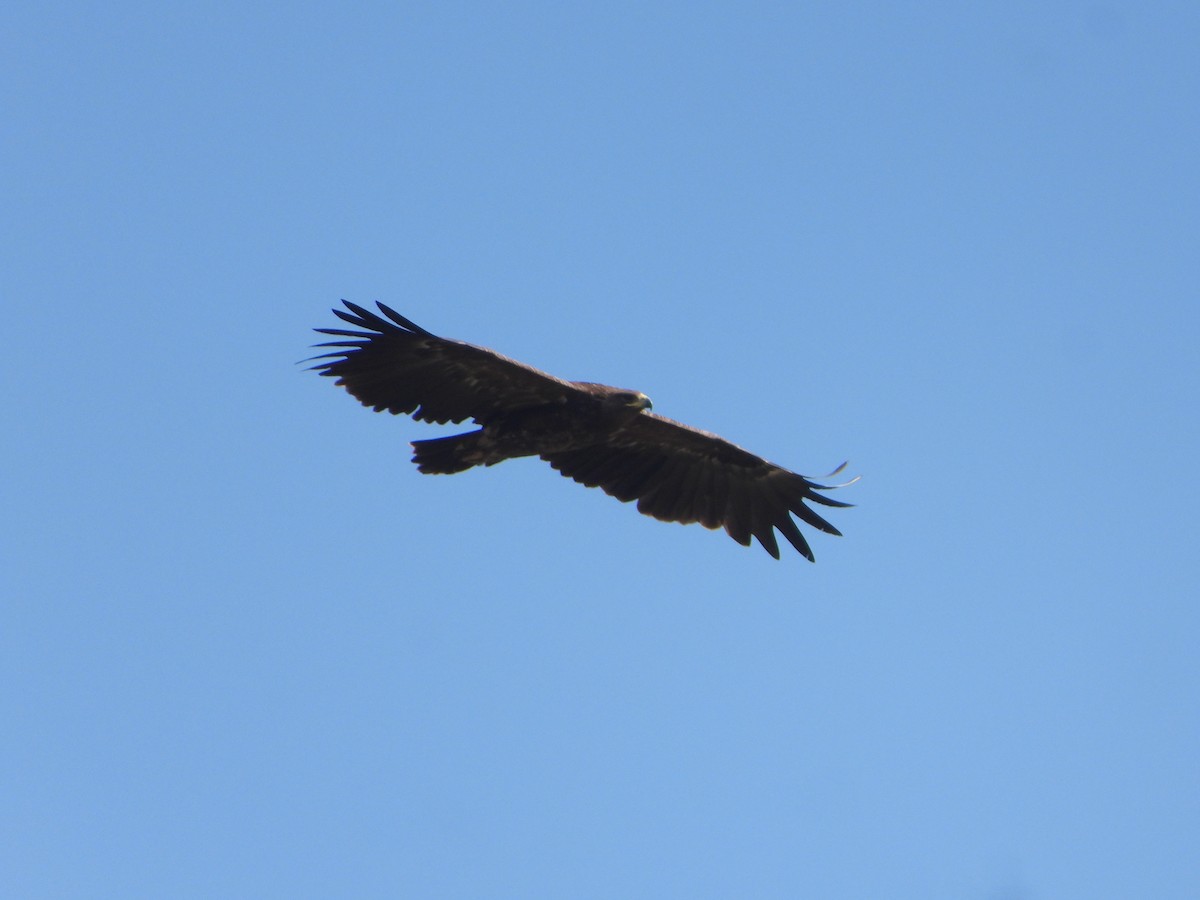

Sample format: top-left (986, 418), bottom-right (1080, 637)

top-left (411, 432), bottom-right (484, 474)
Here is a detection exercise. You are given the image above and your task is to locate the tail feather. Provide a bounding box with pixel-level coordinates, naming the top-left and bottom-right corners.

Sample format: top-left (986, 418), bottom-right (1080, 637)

top-left (411, 432), bottom-right (482, 474)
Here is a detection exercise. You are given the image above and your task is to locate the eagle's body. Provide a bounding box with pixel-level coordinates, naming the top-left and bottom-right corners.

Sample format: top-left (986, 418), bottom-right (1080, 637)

top-left (311, 301), bottom-right (853, 559)
top-left (411, 383), bottom-right (651, 474)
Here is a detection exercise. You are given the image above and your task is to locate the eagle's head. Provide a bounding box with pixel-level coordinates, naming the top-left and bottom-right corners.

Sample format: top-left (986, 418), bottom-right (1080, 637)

top-left (576, 383), bottom-right (654, 413)
top-left (617, 390), bottom-right (653, 411)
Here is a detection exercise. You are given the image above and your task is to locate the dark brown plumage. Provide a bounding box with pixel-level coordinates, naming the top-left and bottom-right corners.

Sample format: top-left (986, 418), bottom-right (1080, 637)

top-left (310, 301), bottom-right (854, 559)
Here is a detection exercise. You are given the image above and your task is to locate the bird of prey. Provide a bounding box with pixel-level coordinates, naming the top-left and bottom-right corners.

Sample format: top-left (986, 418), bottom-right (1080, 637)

top-left (310, 301), bottom-right (854, 559)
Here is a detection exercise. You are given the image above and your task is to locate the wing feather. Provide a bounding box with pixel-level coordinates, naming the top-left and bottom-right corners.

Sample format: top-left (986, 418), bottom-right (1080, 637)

top-left (635, 457), bottom-right (688, 521)
top-left (722, 477), bottom-right (753, 547)
top-left (607, 454), bottom-right (669, 502)
top-left (697, 462), bottom-right (726, 530)
top-left (749, 500), bottom-right (781, 559)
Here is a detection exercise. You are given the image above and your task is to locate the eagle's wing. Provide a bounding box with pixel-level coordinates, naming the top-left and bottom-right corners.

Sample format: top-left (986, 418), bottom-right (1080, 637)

top-left (541, 412), bottom-right (853, 560)
top-left (310, 301), bottom-right (581, 424)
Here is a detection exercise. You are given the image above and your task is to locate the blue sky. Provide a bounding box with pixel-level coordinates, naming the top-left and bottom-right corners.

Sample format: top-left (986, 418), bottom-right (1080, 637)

top-left (3, 2), bottom-right (1198, 897)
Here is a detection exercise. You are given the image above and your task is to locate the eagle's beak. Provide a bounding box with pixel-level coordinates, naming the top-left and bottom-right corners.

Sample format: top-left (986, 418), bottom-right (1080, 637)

top-left (633, 393), bottom-right (653, 410)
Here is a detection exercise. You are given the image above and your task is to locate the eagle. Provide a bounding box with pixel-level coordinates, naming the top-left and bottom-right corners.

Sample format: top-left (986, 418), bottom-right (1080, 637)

top-left (310, 301), bottom-right (854, 559)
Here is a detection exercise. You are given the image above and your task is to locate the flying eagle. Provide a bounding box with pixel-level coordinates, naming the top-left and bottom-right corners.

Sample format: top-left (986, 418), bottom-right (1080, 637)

top-left (311, 301), bottom-right (854, 559)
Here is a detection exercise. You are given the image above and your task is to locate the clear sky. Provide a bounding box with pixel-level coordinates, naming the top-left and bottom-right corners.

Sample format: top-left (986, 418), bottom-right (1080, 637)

top-left (3, 2), bottom-right (1198, 897)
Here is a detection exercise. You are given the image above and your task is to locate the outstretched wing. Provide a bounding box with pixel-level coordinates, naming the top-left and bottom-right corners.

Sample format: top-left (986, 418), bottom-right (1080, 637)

top-left (541, 413), bottom-right (853, 560)
top-left (310, 301), bottom-right (581, 424)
